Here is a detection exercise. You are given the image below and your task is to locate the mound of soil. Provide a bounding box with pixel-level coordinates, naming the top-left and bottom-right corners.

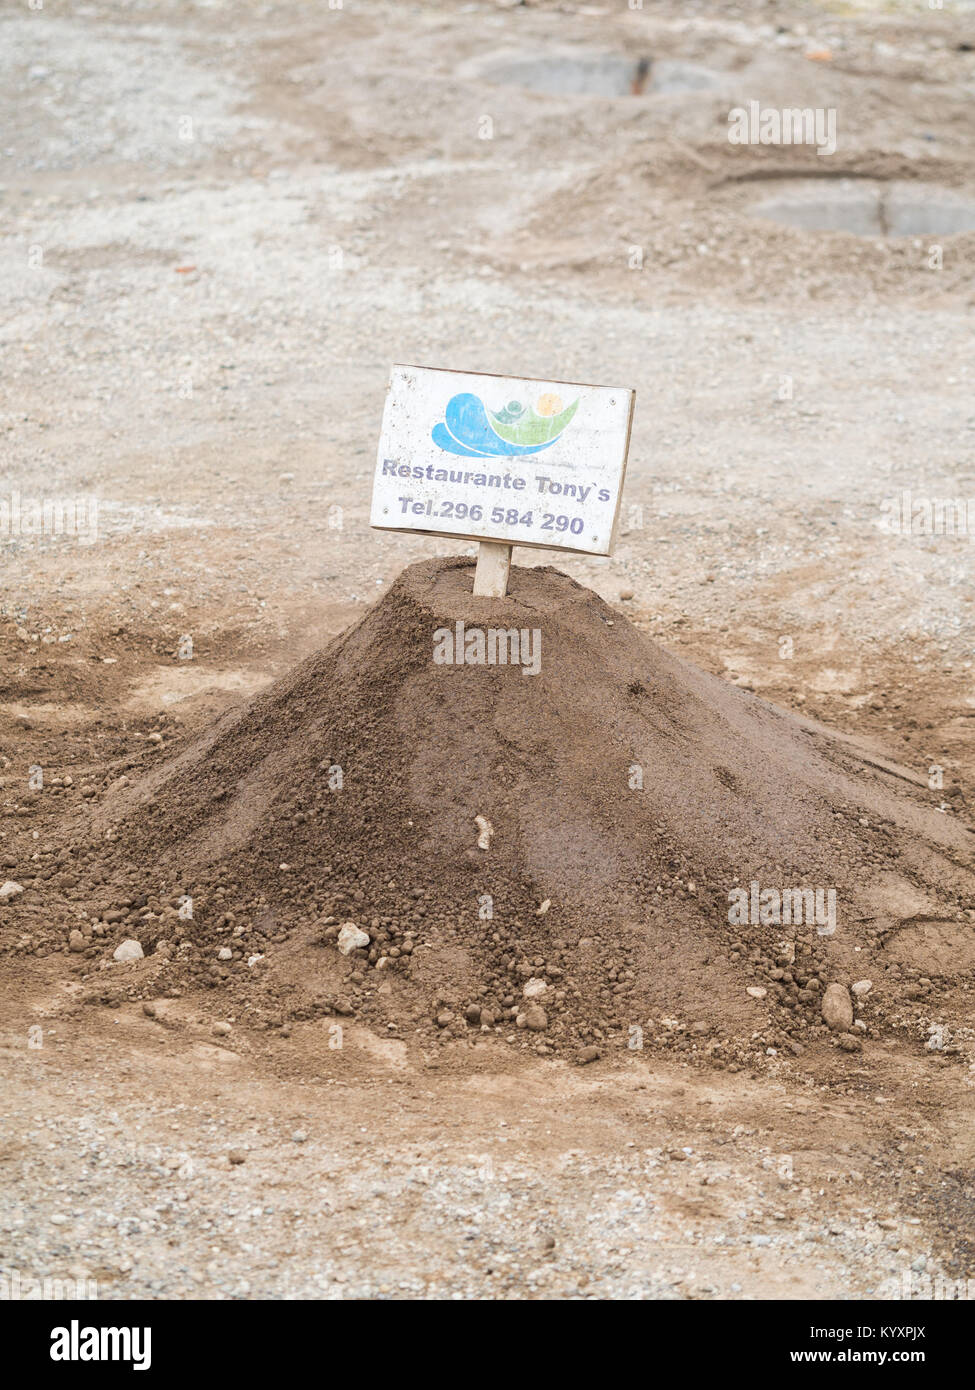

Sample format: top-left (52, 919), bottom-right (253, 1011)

top-left (24, 558), bottom-right (975, 1063)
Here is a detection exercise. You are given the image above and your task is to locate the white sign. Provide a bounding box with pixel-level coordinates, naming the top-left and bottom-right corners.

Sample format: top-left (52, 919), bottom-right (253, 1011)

top-left (370, 365), bottom-right (635, 556)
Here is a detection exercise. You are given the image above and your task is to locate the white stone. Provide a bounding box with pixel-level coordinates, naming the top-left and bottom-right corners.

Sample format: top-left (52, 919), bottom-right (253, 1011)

top-left (822, 982), bottom-right (853, 1031)
top-left (0, 881), bottom-right (24, 901)
top-left (746, 986), bottom-right (767, 999)
top-left (523, 977), bottom-right (548, 999)
top-left (218, 947), bottom-right (233, 960)
top-left (852, 979), bottom-right (872, 995)
top-left (337, 923), bottom-right (370, 956)
top-left (113, 939), bottom-right (144, 962)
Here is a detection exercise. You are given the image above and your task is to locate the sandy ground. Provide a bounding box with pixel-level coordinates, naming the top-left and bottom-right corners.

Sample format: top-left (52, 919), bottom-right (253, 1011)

top-left (1, 0), bottom-right (974, 1299)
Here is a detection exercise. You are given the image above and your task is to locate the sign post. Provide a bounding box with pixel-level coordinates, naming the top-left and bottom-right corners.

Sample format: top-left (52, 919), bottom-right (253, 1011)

top-left (472, 540), bottom-right (512, 598)
top-left (371, 365), bottom-right (635, 597)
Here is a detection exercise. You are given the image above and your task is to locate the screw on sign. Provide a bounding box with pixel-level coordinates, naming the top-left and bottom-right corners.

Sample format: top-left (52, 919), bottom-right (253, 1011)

top-left (370, 365), bottom-right (636, 597)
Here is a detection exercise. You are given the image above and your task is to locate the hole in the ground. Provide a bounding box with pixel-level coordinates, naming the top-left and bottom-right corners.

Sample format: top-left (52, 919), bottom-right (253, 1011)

top-left (480, 53), bottom-right (724, 98)
top-left (746, 178), bottom-right (975, 237)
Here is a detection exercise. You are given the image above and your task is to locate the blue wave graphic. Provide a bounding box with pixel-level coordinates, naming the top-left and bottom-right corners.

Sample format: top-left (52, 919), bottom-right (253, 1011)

top-left (432, 393), bottom-right (561, 458)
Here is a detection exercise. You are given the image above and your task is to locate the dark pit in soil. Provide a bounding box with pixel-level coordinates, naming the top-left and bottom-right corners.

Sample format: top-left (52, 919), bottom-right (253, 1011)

top-left (747, 177), bottom-right (975, 237)
top-left (480, 53), bottom-right (725, 98)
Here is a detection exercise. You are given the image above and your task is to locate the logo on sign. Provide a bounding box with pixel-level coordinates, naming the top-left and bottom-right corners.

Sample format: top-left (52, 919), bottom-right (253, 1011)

top-left (432, 392), bottom-right (579, 458)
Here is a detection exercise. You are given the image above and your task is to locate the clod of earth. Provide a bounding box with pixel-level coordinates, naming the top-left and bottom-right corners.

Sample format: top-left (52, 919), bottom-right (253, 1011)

top-left (821, 982), bottom-right (854, 1032)
top-left (112, 939), bottom-right (144, 962)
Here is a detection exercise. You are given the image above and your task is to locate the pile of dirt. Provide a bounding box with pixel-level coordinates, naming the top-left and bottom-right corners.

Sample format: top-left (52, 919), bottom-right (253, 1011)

top-left (15, 558), bottom-right (975, 1065)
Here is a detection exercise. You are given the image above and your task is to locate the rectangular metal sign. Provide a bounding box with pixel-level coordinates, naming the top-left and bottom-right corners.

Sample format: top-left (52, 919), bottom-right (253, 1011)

top-left (370, 365), bottom-right (635, 556)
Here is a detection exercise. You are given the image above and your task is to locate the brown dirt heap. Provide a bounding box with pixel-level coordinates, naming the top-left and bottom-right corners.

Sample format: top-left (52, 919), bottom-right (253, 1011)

top-left (58, 559), bottom-right (975, 1060)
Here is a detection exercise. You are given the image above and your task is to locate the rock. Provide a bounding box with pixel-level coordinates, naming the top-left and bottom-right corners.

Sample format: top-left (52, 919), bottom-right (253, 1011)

top-left (479, 1008), bottom-right (495, 1027)
top-left (523, 977), bottom-right (547, 999)
top-left (577, 1046), bottom-right (600, 1064)
top-left (217, 947), bottom-right (233, 961)
top-left (142, 1001), bottom-right (158, 1018)
top-left (852, 979), bottom-right (872, 996)
top-left (821, 982), bottom-right (853, 1031)
top-left (746, 986), bottom-right (767, 999)
top-left (292, 1129), bottom-right (308, 1143)
top-left (838, 1033), bottom-right (862, 1052)
top-left (337, 923), bottom-right (369, 956)
top-left (0, 881), bottom-right (24, 901)
top-left (475, 814), bottom-right (493, 850)
top-left (435, 1010), bottom-right (454, 1027)
top-left (619, 588), bottom-right (634, 600)
top-left (68, 929), bottom-right (86, 953)
top-left (212, 1021), bottom-right (232, 1036)
top-left (524, 1005), bottom-right (547, 1032)
top-left (113, 939), bottom-right (144, 962)
top-left (465, 1004), bottom-right (481, 1024)
top-left (228, 1150), bottom-right (246, 1165)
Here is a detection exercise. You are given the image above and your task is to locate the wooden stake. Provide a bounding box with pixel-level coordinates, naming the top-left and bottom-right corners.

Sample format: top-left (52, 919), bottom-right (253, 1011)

top-left (473, 541), bottom-right (512, 598)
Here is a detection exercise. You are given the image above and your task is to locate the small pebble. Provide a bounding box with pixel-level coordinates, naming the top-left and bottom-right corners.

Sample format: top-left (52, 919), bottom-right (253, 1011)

top-left (337, 923), bottom-right (369, 956)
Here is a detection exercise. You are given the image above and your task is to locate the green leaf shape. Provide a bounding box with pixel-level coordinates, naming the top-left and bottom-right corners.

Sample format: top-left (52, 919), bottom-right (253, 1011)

top-left (489, 398), bottom-right (579, 446)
